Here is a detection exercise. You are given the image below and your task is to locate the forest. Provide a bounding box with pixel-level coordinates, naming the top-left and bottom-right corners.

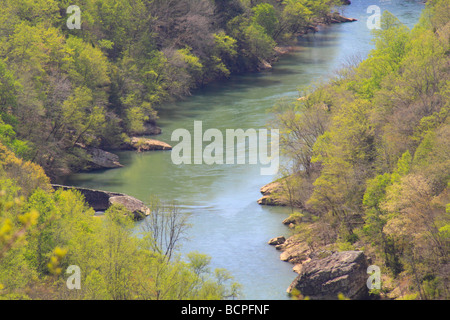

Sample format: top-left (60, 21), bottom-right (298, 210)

top-left (271, 0), bottom-right (449, 300)
top-left (0, 0), bottom-right (344, 179)
top-left (0, 0), bottom-right (448, 301)
top-left (0, 0), bottom-right (347, 300)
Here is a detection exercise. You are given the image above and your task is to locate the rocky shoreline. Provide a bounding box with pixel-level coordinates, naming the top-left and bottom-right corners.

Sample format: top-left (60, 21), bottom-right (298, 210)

top-left (254, 2), bottom-right (375, 300)
top-left (54, 6), bottom-right (361, 296)
top-left (61, 9), bottom-right (357, 176)
top-left (261, 178), bottom-right (374, 299)
top-left (52, 184), bottom-right (151, 221)
top-left (73, 134), bottom-right (173, 173)
top-left (54, 128), bottom-right (172, 220)
top-left (258, 12), bottom-right (357, 71)
top-left (267, 219), bottom-right (373, 299)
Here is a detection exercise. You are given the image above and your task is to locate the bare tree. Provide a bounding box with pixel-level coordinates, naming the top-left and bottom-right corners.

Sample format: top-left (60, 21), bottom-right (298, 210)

top-left (140, 197), bottom-right (191, 262)
top-left (150, 0), bottom-right (216, 58)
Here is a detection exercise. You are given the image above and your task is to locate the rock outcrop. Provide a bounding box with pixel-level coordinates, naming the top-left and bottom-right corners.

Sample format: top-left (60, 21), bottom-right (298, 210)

top-left (52, 185), bottom-right (150, 220)
top-left (120, 137), bottom-right (173, 152)
top-left (108, 195), bottom-right (151, 220)
top-left (278, 237), bottom-right (312, 265)
top-left (257, 179), bottom-right (305, 208)
top-left (268, 236), bottom-right (286, 246)
top-left (282, 213), bottom-right (311, 229)
top-left (258, 59), bottom-right (272, 71)
top-left (131, 137), bottom-right (172, 151)
top-left (84, 147), bottom-right (124, 170)
top-left (287, 251), bottom-right (370, 300)
top-left (257, 181), bottom-right (288, 206)
top-left (73, 144), bottom-right (123, 171)
top-left (330, 13), bottom-right (357, 24)
top-left (274, 46), bottom-right (295, 56)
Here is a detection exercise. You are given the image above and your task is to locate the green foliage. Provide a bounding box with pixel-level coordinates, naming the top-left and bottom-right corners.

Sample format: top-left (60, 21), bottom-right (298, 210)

top-left (0, 59), bottom-right (19, 117)
top-left (0, 183), bottom-right (241, 300)
top-left (275, 1), bottom-right (450, 299)
top-left (0, 118), bottom-right (29, 158)
top-left (363, 173), bottom-right (391, 210)
top-left (336, 241), bottom-right (355, 252)
top-left (244, 23), bottom-right (277, 61)
top-left (0, 0), bottom-right (340, 175)
top-left (66, 36), bottom-right (110, 91)
top-left (252, 3), bottom-right (278, 37)
top-left (0, 146), bottom-right (241, 299)
top-left (348, 12), bottom-right (411, 99)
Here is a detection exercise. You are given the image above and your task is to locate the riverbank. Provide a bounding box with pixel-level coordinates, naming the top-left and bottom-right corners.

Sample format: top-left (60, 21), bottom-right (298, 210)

top-left (52, 184), bottom-right (151, 221)
top-left (53, 11), bottom-right (358, 181)
top-left (62, 0), bottom-right (430, 300)
top-left (255, 12), bottom-right (358, 72)
top-left (261, 0), bottom-right (446, 300)
top-left (267, 211), bottom-right (422, 300)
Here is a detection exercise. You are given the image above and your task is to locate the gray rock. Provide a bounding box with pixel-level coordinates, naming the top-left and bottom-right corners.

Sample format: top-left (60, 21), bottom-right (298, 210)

top-left (52, 185), bottom-right (150, 221)
top-left (119, 137), bottom-right (173, 152)
top-left (268, 236), bottom-right (286, 246)
top-left (279, 240), bottom-right (311, 264)
top-left (85, 147), bottom-right (123, 169)
top-left (330, 13), bottom-right (357, 23)
top-left (130, 137), bottom-right (172, 151)
top-left (257, 181), bottom-right (288, 206)
top-left (109, 195), bottom-right (151, 220)
top-left (287, 251), bottom-right (370, 300)
top-left (259, 60), bottom-right (272, 70)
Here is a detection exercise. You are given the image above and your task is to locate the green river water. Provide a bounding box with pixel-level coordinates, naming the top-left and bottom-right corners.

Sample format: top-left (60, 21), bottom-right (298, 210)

top-left (63, 0), bottom-right (425, 300)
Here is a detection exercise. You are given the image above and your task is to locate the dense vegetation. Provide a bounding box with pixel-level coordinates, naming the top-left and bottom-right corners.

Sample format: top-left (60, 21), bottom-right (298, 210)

top-left (273, 0), bottom-right (449, 299)
top-left (0, 0), bottom-right (345, 178)
top-left (0, 142), bottom-right (243, 299)
top-left (0, 0), bottom-right (350, 301)
top-left (2, 0), bottom-right (447, 301)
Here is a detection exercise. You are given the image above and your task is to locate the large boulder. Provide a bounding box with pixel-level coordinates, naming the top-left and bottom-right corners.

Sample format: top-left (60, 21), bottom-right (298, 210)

top-left (257, 181), bottom-right (287, 206)
top-left (268, 236), bottom-right (286, 246)
top-left (120, 137), bottom-right (173, 152)
top-left (330, 13), bottom-right (357, 23)
top-left (130, 137), bottom-right (172, 151)
top-left (52, 185), bottom-right (150, 221)
top-left (287, 251), bottom-right (370, 300)
top-left (109, 195), bottom-right (151, 220)
top-left (83, 147), bottom-right (123, 170)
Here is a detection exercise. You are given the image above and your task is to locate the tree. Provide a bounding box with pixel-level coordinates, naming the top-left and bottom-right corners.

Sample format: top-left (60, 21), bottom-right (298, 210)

top-left (244, 23), bottom-right (276, 61)
top-left (348, 11), bottom-right (410, 99)
top-left (252, 3), bottom-right (278, 38)
top-left (0, 60), bottom-right (19, 120)
top-left (60, 86), bottom-right (106, 147)
top-left (140, 198), bottom-right (191, 262)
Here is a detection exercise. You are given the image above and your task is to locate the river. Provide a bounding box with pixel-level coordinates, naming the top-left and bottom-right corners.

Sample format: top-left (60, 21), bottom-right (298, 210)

top-left (63, 0), bottom-right (425, 300)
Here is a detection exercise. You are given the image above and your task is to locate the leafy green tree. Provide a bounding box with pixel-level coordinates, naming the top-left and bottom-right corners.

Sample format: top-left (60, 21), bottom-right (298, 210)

top-left (61, 86), bottom-right (106, 147)
top-left (0, 60), bottom-right (20, 120)
top-left (66, 36), bottom-right (110, 96)
top-left (244, 24), bottom-right (276, 61)
top-left (252, 3), bottom-right (278, 37)
top-left (348, 11), bottom-right (410, 99)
